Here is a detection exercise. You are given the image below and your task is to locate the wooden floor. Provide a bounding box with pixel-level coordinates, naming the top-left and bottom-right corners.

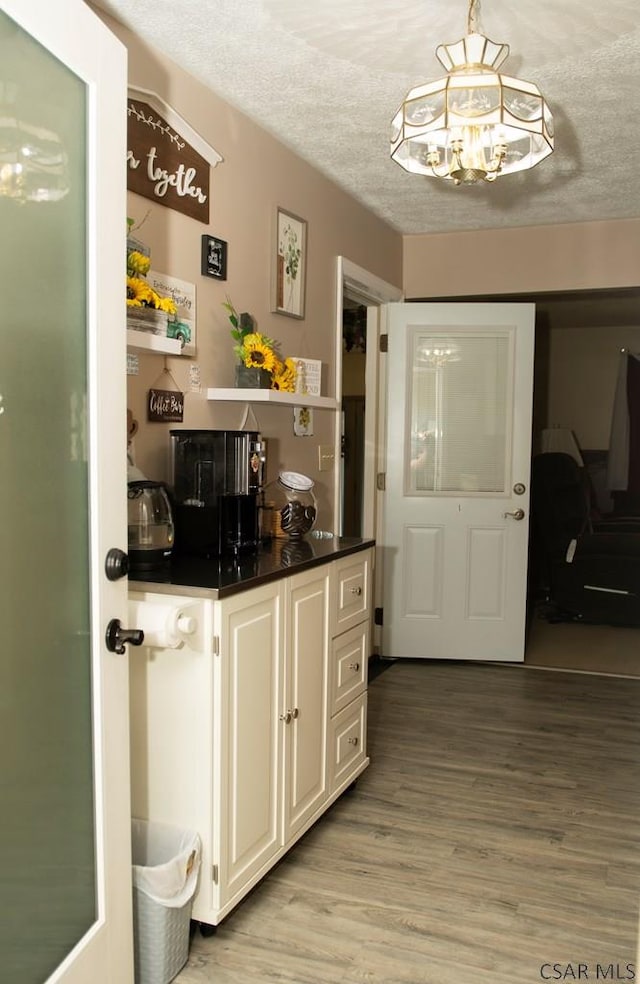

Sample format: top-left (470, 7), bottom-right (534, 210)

top-left (177, 661), bottom-right (640, 983)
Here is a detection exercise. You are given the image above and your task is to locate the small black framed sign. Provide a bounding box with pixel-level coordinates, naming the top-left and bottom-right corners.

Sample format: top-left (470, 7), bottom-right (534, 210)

top-left (201, 235), bottom-right (227, 280)
top-left (147, 388), bottom-right (184, 423)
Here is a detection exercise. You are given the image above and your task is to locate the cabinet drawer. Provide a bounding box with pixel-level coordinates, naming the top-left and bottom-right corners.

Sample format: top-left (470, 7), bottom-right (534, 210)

top-left (330, 622), bottom-right (368, 715)
top-left (329, 695), bottom-right (367, 790)
top-left (331, 551), bottom-right (371, 635)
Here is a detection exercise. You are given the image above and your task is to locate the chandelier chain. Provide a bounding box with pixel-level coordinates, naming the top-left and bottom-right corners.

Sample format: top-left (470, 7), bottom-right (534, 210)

top-left (467, 0), bottom-right (481, 35)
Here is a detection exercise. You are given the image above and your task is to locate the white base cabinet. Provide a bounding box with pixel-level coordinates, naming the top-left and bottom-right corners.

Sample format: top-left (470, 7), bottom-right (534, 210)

top-left (129, 548), bottom-right (372, 927)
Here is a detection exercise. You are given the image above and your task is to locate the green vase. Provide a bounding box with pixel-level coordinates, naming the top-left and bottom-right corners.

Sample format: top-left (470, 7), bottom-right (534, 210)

top-left (235, 366), bottom-right (272, 389)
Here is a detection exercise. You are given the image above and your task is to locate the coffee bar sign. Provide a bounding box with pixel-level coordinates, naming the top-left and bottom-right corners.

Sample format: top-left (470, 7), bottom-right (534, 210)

top-left (127, 86), bottom-right (222, 223)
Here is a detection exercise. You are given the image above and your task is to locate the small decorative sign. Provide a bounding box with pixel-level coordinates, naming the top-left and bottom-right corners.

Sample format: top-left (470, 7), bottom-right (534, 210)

top-left (126, 87), bottom-right (222, 224)
top-left (201, 235), bottom-right (227, 279)
top-left (147, 270), bottom-right (197, 358)
top-left (147, 388), bottom-right (184, 423)
top-left (291, 357), bottom-right (322, 396)
top-left (293, 406), bottom-right (314, 437)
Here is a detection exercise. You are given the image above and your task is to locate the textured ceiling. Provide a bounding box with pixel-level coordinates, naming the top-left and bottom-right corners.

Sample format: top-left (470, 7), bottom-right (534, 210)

top-left (95, 0), bottom-right (640, 236)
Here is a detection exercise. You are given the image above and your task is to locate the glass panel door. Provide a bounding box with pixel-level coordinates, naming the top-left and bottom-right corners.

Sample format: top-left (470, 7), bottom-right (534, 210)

top-left (0, 11), bottom-right (95, 981)
top-left (406, 329), bottom-right (513, 494)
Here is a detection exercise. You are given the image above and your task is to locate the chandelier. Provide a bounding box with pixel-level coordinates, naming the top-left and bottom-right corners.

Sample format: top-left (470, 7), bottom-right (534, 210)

top-left (390, 0), bottom-right (554, 185)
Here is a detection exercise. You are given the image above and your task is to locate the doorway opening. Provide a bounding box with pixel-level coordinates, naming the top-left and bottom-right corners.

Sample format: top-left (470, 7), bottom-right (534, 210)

top-left (415, 287), bottom-right (640, 675)
top-left (341, 300), bottom-right (367, 536)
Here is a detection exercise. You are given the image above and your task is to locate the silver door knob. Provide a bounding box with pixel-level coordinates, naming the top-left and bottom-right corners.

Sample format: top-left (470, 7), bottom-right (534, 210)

top-left (348, 662), bottom-right (360, 672)
top-left (349, 586), bottom-right (362, 596)
top-left (279, 710), bottom-right (292, 724)
top-left (503, 508), bottom-right (525, 521)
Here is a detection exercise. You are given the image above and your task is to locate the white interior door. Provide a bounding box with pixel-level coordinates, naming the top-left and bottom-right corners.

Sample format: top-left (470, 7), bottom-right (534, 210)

top-left (0, 3), bottom-right (132, 982)
top-left (382, 303), bottom-right (535, 662)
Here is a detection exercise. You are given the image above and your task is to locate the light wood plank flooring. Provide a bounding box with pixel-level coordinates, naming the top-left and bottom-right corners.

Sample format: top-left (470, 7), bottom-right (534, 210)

top-left (177, 661), bottom-right (640, 983)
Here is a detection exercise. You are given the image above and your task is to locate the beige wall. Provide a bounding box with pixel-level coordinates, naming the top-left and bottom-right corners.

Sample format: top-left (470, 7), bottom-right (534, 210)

top-left (547, 325), bottom-right (640, 450)
top-left (403, 218), bottom-right (640, 299)
top-left (97, 10), bottom-right (402, 529)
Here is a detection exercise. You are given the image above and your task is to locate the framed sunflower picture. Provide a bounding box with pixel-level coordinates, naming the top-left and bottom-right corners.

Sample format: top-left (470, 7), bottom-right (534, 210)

top-left (272, 206), bottom-right (307, 319)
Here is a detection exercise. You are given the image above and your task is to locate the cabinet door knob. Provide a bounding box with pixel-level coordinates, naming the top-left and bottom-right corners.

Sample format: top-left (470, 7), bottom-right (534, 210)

top-left (348, 661), bottom-right (360, 672)
top-left (349, 586), bottom-right (362, 596)
top-left (347, 736), bottom-right (359, 746)
top-left (279, 710), bottom-right (292, 724)
top-left (291, 707), bottom-right (299, 719)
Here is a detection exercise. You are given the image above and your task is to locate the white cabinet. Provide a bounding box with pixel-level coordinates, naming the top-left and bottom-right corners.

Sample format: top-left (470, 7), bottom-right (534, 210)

top-left (217, 584), bottom-right (282, 908)
top-left (128, 547), bottom-right (372, 928)
top-left (328, 550), bottom-right (372, 793)
top-left (283, 565), bottom-right (330, 841)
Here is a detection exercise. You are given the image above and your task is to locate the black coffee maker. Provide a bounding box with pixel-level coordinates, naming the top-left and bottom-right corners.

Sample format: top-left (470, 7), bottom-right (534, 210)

top-left (170, 429), bottom-right (266, 556)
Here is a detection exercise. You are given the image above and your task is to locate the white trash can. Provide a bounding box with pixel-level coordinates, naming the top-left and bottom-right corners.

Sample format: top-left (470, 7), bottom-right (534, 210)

top-left (131, 818), bottom-right (201, 984)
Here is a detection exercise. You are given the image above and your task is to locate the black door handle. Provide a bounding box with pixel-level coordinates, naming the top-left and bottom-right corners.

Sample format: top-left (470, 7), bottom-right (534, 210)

top-left (105, 618), bottom-right (144, 654)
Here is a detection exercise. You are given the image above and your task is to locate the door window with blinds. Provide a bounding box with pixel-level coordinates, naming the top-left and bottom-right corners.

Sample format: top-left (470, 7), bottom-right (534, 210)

top-left (405, 327), bottom-right (514, 495)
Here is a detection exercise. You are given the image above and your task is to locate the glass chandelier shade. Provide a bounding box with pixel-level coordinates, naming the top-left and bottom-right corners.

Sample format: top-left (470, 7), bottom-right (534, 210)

top-left (390, 30), bottom-right (554, 185)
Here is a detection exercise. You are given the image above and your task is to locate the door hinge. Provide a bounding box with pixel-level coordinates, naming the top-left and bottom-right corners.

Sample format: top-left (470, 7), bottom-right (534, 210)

top-left (212, 864), bottom-right (218, 884)
top-left (379, 333), bottom-right (388, 353)
top-left (212, 635), bottom-right (220, 656)
top-left (376, 472), bottom-right (386, 491)
top-left (374, 607), bottom-right (383, 626)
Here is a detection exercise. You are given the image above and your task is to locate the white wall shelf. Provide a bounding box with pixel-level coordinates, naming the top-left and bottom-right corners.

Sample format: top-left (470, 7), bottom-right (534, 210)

top-left (206, 388), bottom-right (339, 410)
top-left (127, 330), bottom-right (182, 356)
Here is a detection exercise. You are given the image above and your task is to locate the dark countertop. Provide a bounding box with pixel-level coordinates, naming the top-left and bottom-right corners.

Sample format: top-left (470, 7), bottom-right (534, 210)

top-left (128, 536), bottom-right (375, 599)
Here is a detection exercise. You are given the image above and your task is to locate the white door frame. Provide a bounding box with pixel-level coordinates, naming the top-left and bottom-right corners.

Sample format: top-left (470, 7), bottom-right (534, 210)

top-left (333, 258), bottom-right (402, 652)
top-left (333, 257), bottom-right (403, 537)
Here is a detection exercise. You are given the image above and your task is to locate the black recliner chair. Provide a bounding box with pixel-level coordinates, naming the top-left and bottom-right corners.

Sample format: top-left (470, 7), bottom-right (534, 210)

top-left (530, 452), bottom-right (640, 626)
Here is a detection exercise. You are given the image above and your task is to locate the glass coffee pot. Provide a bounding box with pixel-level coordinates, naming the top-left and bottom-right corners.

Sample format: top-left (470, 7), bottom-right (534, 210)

top-left (127, 480), bottom-right (174, 569)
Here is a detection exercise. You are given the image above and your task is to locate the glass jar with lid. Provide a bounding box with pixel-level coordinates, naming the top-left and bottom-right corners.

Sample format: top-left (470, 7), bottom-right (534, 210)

top-left (265, 471), bottom-right (317, 538)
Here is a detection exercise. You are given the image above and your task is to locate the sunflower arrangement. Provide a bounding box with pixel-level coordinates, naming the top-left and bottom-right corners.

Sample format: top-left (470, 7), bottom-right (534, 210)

top-left (126, 246), bottom-right (177, 315)
top-left (271, 357), bottom-right (297, 392)
top-left (223, 297), bottom-right (297, 392)
top-left (240, 332), bottom-right (277, 373)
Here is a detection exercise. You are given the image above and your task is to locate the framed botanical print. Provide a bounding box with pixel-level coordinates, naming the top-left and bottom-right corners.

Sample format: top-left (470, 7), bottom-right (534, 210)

top-left (272, 206), bottom-right (307, 319)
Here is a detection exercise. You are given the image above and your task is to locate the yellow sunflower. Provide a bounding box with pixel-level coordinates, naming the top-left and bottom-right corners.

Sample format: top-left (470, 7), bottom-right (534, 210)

top-left (126, 275), bottom-right (152, 307)
top-left (155, 295), bottom-right (178, 315)
top-left (271, 356), bottom-right (297, 392)
top-left (242, 333), bottom-right (277, 373)
top-left (126, 275), bottom-right (177, 315)
top-left (127, 250), bottom-right (151, 277)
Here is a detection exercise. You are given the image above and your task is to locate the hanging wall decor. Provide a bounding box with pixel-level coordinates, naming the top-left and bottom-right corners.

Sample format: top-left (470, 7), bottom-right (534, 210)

top-left (147, 388), bottom-right (184, 423)
top-left (127, 86), bottom-right (222, 223)
top-left (147, 270), bottom-right (197, 358)
top-left (147, 365), bottom-right (184, 422)
top-left (201, 235), bottom-right (227, 280)
top-left (272, 206), bottom-right (307, 319)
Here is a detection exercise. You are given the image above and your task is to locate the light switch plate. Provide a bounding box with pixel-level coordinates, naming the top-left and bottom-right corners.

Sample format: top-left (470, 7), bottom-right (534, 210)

top-left (318, 444), bottom-right (335, 472)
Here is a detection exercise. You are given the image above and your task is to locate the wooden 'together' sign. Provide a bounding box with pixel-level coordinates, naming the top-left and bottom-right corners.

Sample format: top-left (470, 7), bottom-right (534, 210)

top-left (127, 99), bottom-right (210, 223)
